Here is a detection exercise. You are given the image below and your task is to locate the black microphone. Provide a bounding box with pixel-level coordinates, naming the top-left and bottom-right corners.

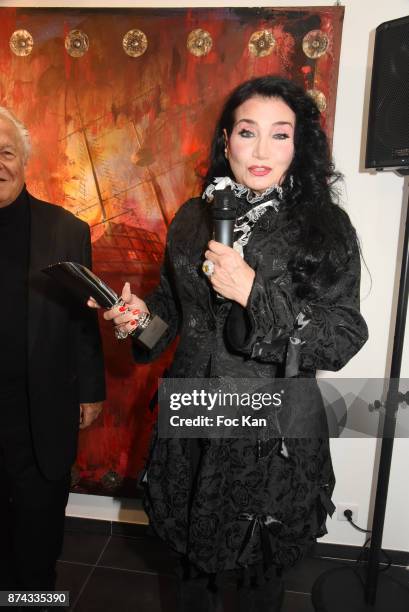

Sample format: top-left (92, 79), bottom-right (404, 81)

top-left (212, 188), bottom-right (237, 247)
top-left (211, 188), bottom-right (237, 302)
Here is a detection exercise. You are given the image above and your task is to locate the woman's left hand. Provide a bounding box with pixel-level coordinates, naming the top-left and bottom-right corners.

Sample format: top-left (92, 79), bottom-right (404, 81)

top-left (204, 240), bottom-right (255, 307)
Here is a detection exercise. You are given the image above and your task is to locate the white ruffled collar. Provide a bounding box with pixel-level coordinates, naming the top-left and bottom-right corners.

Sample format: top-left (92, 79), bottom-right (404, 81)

top-left (202, 176), bottom-right (285, 204)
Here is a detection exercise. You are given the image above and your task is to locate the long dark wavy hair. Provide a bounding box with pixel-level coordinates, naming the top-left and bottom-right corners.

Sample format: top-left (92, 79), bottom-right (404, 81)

top-left (203, 75), bottom-right (360, 300)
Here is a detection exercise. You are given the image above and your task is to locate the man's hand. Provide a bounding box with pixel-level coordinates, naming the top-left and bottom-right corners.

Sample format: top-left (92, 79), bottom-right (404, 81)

top-left (79, 402), bottom-right (103, 429)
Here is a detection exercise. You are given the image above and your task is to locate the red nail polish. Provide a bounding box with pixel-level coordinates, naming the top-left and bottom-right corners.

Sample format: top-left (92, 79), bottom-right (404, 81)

top-left (132, 309), bottom-right (140, 315)
top-left (119, 306), bottom-right (127, 312)
top-left (130, 320), bottom-right (136, 325)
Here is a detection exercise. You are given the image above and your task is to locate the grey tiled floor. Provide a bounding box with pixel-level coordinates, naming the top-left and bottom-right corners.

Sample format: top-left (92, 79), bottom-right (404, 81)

top-left (57, 529), bottom-right (408, 611)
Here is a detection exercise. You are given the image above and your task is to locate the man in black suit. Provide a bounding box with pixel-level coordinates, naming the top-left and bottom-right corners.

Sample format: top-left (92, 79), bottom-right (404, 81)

top-left (0, 107), bottom-right (105, 594)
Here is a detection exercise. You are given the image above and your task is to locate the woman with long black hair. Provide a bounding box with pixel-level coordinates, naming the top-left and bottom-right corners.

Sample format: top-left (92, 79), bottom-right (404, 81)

top-left (94, 76), bottom-right (368, 611)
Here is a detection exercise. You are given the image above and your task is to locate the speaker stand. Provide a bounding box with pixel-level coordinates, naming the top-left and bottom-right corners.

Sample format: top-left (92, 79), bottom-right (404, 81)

top-left (312, 566), bottom-right (409, 612)
top-left (312, 185), bottom-right (409, 610)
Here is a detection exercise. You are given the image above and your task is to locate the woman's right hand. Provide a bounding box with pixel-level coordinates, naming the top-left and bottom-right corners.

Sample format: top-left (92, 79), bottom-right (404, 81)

top-left (88, 282), bottom-right (150, 336)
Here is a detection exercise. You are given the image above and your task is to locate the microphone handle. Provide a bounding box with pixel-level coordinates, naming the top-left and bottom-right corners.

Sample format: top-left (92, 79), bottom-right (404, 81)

top-left (213, 219), bottom-right (236, 302)
top-left (214, 219), bottom-right (235, 247)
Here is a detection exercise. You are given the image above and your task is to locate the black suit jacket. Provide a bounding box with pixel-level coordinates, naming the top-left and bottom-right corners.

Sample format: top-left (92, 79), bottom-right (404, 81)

top-left (27, 192), bottom-right (105, 480)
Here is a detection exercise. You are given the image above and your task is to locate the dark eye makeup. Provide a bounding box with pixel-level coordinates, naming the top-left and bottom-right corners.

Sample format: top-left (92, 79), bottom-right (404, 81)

top-left (237, 128), bottom-right (291, 140)
top-left (273, 133), bottom-right (290, 140)
top-left (238, 128), bottom-right (254, 138)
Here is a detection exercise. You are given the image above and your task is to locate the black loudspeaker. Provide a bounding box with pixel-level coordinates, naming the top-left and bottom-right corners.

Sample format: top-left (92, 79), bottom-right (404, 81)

top-left (365, 15), bottom-right (409, 172)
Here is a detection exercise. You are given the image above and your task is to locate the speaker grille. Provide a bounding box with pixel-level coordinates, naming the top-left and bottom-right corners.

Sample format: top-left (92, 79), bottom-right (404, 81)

top-left (366, 16), bottom-right (409, 169)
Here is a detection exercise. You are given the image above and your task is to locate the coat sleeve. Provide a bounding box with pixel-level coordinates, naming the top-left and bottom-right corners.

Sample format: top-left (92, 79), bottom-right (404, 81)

top-left (132, 241), bottom-right (181, 364)
top-left (226, 239), bottom-right (368, 373)
top-left (75, 224), bottom-right (106, 402)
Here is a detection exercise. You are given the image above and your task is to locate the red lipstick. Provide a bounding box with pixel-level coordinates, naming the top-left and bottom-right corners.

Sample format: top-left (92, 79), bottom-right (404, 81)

top-left (248, 166), bottom-right (271, 177)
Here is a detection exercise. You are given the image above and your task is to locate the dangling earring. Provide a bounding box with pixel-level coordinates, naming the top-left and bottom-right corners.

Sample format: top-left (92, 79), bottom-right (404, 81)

top-left (223, 128), bottom-right (229, 160)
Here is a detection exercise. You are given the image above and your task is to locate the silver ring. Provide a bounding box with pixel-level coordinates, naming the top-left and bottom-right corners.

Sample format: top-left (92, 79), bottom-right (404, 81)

top-left (202, 259), bottom-right (215, 277)
top-left (129, 312), bottom-right (152, 336)
top-left (136, 311), bottom-right (152, 329)
top-left (112, 297), bottom-right (125, 310)
top-left (114, 326), bottom-right (129, 340)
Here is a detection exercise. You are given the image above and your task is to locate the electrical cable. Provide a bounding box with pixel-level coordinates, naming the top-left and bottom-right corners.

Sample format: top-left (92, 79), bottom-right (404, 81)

top-left (342, 509), bottom-right (393, 583)
top-left (344, 509), bottom-right (371, 534)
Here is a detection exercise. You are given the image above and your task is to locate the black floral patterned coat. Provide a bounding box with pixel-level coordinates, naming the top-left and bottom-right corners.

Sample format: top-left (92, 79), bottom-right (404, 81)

top-left (133, 196), bottom-right (368, 575)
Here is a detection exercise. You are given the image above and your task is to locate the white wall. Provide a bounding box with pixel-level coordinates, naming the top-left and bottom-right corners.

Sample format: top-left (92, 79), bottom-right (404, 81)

top-left (4, 0), bottom-right (409, 552)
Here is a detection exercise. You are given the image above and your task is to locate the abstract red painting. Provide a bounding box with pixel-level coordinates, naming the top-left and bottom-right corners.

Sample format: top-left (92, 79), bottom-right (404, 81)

top-left (0, 6), bottom-right (344, 495)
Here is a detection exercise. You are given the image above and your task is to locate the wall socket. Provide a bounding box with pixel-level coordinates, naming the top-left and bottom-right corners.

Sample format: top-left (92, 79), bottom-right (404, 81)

top-left (337, 503), bottom-right (359, 522)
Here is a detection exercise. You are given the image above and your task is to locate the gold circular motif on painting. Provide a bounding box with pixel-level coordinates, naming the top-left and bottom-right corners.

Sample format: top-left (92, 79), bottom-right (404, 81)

top-left (248, 30), bottom-right (276, 58)
top-left (123, 29), bottom-right (148, 58)
top-left (65, 30), bottom-right (89, 58)
top-left (9, 30), bottom-right (34, 57)
top-left (187, 29), bottom-right (213, 57)
top-left (303, 30), bottom-right (329, 59)
top-left (307, 89), bottom-right (327, 113)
